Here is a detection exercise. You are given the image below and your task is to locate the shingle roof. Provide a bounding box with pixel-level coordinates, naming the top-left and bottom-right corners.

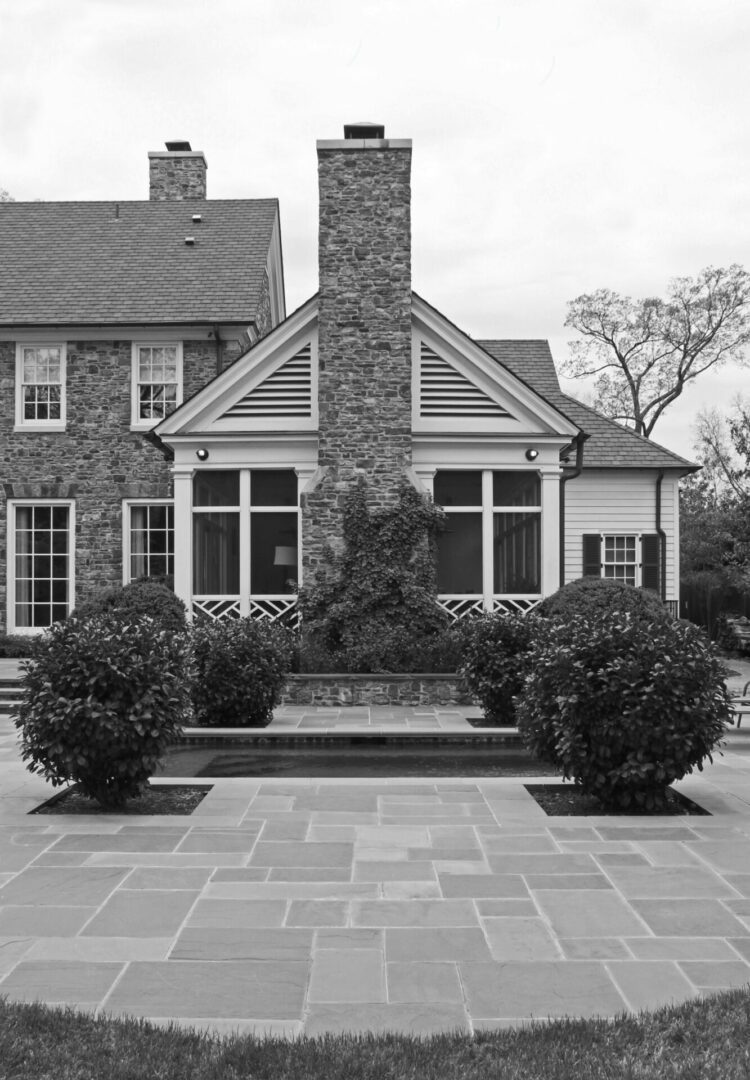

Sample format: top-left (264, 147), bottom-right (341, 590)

top-left (477, 339), bottom-right (697, 472)
top-left (0, 199), bottom-right (279, 325)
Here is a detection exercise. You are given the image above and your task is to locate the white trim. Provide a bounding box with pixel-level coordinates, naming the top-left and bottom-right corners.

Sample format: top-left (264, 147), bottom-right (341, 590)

top-left (130, 341), bottom-right (183, 430)
top-left (14, 343), bottom-right (67, 430)
top-left (121, 499), bottom-right (175, 585)
top-left (601, 532), bottom-right (642, 587)
top-left (7, 499), bottom-right (76, 634)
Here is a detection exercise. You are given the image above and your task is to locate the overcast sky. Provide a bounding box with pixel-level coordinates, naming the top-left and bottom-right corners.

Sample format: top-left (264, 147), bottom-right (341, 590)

top-left (2, 0), bottom-right (747, 461)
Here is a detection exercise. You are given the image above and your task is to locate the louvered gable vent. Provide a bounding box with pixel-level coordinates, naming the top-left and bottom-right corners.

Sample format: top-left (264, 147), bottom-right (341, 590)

top-left (419, 343), bottom-right (512, 419)
top-left (222, 344), bottom-right (312, 419)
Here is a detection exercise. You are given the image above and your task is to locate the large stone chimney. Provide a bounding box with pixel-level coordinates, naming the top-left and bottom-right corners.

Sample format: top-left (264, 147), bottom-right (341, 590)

top-left (302, 123), bottom-right (414, 578)
top-left (148, 140), bottom-right (207, 200)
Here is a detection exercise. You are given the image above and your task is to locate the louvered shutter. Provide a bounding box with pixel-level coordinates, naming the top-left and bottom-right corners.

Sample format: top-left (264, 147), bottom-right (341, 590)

top-left (582, 534), bottom-right (602, 577)
top-left (641, 533), bottom-right (662, 595)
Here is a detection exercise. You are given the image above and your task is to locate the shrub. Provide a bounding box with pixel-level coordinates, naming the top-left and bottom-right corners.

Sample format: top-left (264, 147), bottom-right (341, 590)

top-left (0, 634), bottom-right (32, 658)
top-left (457, 611), bottom-right (542, 724)
top-left (72, 579), bottom-right (188, 636)
top-left (191, 617), bottom-right (294, 727)
top-left (295, 624), bottom-right (463, 674)
top-left (516, 611), bottom-right (730, 811)
top-left (537, 577), bottom-right (670, 623)
top-left (15, 613), bottom-right (191, 809)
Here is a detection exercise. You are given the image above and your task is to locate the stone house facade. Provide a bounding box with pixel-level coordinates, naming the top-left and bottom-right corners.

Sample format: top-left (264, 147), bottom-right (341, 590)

top-left (1, 126), bottom-right (694, 636)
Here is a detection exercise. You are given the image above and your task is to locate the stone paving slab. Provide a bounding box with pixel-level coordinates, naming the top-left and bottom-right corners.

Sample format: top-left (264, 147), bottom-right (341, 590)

top-left (1, 707), bottom-right (750, 1033)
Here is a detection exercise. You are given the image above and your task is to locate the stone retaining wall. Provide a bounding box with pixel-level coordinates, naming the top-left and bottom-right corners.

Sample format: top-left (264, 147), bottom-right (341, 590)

top-left (280, 673), bottom-right (474, 707)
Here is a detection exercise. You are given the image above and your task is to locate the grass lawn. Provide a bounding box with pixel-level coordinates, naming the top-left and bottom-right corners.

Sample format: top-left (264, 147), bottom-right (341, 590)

top-left (2, 988), bottom-right (750, 1079)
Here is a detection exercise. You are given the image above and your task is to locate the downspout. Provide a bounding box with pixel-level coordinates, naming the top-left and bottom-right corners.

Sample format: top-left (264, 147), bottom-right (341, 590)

top-left (559, 432), bottom-right (587, 590)
top-left (656, 470), bottom-right (667, 601)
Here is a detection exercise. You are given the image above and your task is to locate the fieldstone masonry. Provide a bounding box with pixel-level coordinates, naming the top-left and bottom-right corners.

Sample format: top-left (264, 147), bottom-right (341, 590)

top-left (0, 339), bottom-right (228, 624)
top-left (148, 150), bottom-right (207, 201)
top-left (302, 137), bottom-right (414, 580)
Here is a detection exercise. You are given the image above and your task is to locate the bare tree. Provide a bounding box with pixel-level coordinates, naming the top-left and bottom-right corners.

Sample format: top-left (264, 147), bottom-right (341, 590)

top-left (562, 265), bottom-right (750, 438)
top-left (0, 187), bottom-right (14, 202)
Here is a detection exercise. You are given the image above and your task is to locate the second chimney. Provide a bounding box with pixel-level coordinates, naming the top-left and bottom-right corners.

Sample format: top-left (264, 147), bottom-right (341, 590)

top-left (148, 141), bottom-right (207, 200)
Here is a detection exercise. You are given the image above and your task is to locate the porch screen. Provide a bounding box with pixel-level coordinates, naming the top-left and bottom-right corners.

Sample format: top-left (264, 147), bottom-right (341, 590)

top-left (193, 471), bottom-right (240, 595)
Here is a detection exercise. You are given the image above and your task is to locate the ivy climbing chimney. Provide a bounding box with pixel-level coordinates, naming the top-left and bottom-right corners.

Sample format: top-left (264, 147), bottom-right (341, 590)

top-left (303, 123), bottom-right (414, 579)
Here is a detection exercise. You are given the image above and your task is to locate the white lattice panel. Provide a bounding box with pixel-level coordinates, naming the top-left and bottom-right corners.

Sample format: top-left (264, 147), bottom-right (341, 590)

top-left (248, 597), bottom-right (300, 627)
top-left (491, 597), bottom-right (543, 615)
top-left (438, 596), bottom-right (486, 622)
top-left (192, 598), bottom-right (241, 621)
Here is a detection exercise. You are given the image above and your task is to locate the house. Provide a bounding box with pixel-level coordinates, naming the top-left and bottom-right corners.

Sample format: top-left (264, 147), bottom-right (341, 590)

top-left (1, 125), bottom-right (694, 637)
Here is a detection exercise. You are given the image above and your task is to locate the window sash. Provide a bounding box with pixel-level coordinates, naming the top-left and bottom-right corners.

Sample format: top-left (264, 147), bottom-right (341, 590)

top-left (17, 345), bottom-right (65, 425)
top-left (10, 502), bottom-right (73, 630)
top-left (132, 344), bottom-right (181, 425)
top-left (127, 503), bottom-right (174, 582)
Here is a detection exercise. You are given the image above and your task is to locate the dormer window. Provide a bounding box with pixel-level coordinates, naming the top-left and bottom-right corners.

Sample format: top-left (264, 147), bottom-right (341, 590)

top-left (131, 343), bottom-right (182, 428)
top-left (15, 344), bottom-right (66, 430)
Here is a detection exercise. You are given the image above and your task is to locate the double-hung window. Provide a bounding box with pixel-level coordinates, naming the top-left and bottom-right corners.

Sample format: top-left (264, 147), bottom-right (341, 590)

top-left (8, 502), bottom-right (74, 632)
top-left (16, 345), bottom-right (66, 429)
top-left (124, 502), bottom-right (175, 583)
top-left (132, 344), bottom-right (182, 427)
top-left (583, 533), bottom-right (662, 593)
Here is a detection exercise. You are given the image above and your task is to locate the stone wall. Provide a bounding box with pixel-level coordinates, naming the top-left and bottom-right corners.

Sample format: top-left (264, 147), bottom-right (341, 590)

top-left (280, 673), bottom-right (474, 707)
top-left (302, 140), bottom-right (413, 578)
top-left (0, 337), bottom-right (227, 629)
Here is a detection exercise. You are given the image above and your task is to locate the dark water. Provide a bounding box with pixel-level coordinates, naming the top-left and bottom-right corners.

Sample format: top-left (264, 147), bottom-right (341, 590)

top-left (158, 742), bottom-right (550, 778)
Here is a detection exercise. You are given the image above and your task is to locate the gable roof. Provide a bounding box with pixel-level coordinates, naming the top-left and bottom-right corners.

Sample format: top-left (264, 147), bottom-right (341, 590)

top-left (477, 339), bottom-right (697, 472)
top-left (0, 199), bottom-right (281, 326)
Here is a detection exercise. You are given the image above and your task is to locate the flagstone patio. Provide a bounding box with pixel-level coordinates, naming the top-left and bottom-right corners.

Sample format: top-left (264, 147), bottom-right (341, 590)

top-left (1, 658), bottom-right (749, 1037)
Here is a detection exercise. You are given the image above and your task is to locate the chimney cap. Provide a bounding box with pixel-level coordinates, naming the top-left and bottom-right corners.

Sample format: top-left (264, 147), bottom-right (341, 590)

top-left (344, 122), bottom-right (385, 140)
top-left (165, 140), bottom-right (192, 152)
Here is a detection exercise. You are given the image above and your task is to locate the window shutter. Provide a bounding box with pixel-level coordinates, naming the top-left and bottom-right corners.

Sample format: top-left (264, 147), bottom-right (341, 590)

top-left (582, 534), bottom-right (602, 577)
top-left (641, 533), bottom-right (662, 595)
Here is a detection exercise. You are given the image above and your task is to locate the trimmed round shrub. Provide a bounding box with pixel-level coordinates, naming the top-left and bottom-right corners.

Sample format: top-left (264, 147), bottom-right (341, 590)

top-left (73, 580), bottom-right (188, 636)
top-left (191, 617), bottom-right (294, 727)
top-left (15, 613), bottom-right (191, 809)
top-left (296, 623), bottom-right (463, 674)
top-left (516, 611), bottom-right (730, 811)
top-left (457, 611), bottom-right (542, 724)
top-left (537, 577), bottom-right (670, 623)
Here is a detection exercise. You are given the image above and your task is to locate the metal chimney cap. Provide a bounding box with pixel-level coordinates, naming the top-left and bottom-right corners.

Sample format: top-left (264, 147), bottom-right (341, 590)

top-left (165, 140), bottom-right (192, 152)
top-left (343, 122), bottom-right (385, 140)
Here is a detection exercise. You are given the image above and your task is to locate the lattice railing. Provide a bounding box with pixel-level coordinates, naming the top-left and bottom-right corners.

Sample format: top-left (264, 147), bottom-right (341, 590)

top-left (192, 597), bottom-right (242, 621)
top-left (438, 595), bottom-right (543, 621)
top-left (248, 597), bottom-right (300, 628)
top-left (191, 596), bottom-right (299, 626)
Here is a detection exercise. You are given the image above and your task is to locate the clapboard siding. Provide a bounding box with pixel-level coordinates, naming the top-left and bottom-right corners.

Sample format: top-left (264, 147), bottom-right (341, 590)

top-left (563, 470), bottom-right (680, 600)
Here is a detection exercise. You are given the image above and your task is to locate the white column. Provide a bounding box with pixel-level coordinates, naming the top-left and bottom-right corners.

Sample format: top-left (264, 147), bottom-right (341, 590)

top-left (482, 470), bottom-right (494, 611)
top-left (540, 467), bottom-right (561, 597)
top-left (172, 470), bottom-right (193, 619)
top-left (239, 469), bottom-right (251, 616)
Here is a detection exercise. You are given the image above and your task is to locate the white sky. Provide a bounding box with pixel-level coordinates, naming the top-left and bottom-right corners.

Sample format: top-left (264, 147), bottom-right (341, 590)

top-left (1, 0), bottom-right (747, 461)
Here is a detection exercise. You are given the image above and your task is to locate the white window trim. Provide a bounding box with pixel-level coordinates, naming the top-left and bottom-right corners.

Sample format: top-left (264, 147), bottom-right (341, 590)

top-left (122, 499), bottom-right (175, 585)
top-left (14, 343), bottom-right (67, 432)
top-left (7, 499), bottom-right (76, 635)
top-left (601, 532), bottom-right (642, 587)
top-left (130, 342), bottom-right (183, 430)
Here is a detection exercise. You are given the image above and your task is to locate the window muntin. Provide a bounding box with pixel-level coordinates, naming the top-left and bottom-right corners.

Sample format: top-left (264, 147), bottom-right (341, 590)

top-left (127, 504), bottom-right (174, 582)
top-left (132, 344), bottom-right (181, 426)
top-left (603, 534), bottom-right (638, 586)
top-left (11, 503), bottom-right (72, 630)
top-left (435, 469), bottom-right (541, 600)
top-left (17, 345), bottom-right (65, 426)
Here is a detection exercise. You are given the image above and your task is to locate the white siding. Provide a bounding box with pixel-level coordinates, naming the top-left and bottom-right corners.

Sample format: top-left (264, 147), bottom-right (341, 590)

top-left (563, 470), bottom-right (680, 601)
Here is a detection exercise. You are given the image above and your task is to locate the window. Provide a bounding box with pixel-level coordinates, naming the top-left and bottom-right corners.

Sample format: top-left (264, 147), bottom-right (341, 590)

top-left (9, 502), bottom-right (74, 632)
top-left (583, 533), bottom-right (662, 593)
top-left (124, 503), bottom-right (174, 583)
top-left (191, 469), bottom-right (299, 599)
top-left (16, 345), bottom-right (66, 428)
top-left (435, 470), bottom-right (541, 603)
top-left (132, 344), bottom-right (182, 427)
